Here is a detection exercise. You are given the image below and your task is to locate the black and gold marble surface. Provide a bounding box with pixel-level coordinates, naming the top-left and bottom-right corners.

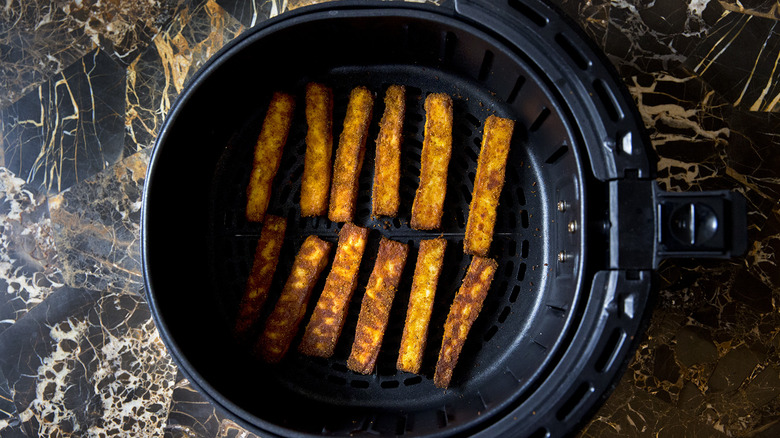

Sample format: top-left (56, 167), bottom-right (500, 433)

top-left (0, 0), bottom-right (778, 436)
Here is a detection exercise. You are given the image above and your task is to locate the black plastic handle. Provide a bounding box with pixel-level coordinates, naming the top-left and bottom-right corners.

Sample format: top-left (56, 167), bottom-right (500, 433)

top-left (655, 188), bottom-right (748, 261)
top-left (609, 180), bottom-right (748, 270)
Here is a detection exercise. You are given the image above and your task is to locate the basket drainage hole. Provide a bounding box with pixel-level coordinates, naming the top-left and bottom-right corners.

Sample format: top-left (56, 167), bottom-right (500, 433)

top-left (529, 107), bottom-right (551, 132)
top-left (498, 306), bottom-right (511, 323)
top-left (545, 145), bottom-right (569, 165)
top-left (350, 379), bottom-right (370, 389)
top-left (404, 376), bottom-right (423, 386)
top-left (327, 375), bottom-right (347, 386)
top-left (483, 325), bottom-right (498, 342)
top-left (509, 285), bottom-right (521, 303)
top-left (556, 382), bottom-right (594, 421)
top-left (381, 380), bottom-right (400, 389)
top-left (516, 263), bottom-right (527, 282)
top-left (595, 328), bottom-right (626, 372)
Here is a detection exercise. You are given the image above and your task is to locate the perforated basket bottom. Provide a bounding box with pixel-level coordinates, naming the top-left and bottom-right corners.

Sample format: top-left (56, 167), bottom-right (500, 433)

top-left (206, 64), bottom-right (567, 433)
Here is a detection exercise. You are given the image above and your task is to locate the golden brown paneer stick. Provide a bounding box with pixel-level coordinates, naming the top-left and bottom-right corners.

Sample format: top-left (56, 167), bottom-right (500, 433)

top-left (300, 83), bottom-right (334, 217)
top-left (234, 215), bottom-right (287, 337)
top-left (299, 223), bottom-right (369, 357)
top-left (464, 115), bottom-right (515, 257)
top-left (257, 236), bottom-right (333, 363)
top-left (434, 256), bottom-right (498, 388)
top-left (347, 238), bottom-right (409, 374)
top-left (411, 93), bottom-right (453, 230)
top-left (246, 92), bottom-right (295, 222)
top-left (397, 238), bottom-right (447, 374)
top-left (328, 87), bottom-right (374, 223)
top-left (372, 85), bottom-right (406, 217)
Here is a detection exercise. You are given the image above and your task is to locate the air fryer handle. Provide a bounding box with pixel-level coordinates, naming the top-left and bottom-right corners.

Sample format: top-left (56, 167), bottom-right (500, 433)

top-left (655, 187), bottom-right (748, 261)
top-left (608, 180), bottom-right (747, 269)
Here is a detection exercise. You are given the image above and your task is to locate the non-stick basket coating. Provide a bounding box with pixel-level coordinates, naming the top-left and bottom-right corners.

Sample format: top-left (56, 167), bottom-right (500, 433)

top-left (143, 2), bottom-right (654, 437)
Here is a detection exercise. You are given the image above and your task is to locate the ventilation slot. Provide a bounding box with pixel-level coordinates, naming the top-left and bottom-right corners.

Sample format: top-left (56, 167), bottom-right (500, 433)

top-left (595, 328), bottom-right (626, 372)
top-left (441, 31), bottom-right (457, 63)
top-left (507, 75), bottom-right (526, 103)
top-left (508, 0), bottom-right (548, 27)
top-left (593, 79), bottom-right (623, 122)
top-left (478, 50), bottom-right (494, 82)
top-left (529, 107), bottom-right (550, 132)
top-left (545, 145), bottom-right (569, 165)
top-left (555, 33), bottom-right (590, 70)
top-left (556, 382), bottom-right (594, 421)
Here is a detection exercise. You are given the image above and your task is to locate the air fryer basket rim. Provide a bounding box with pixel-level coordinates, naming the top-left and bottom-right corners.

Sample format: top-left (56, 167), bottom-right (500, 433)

top-left (142, 1), bottom-right (744, 437)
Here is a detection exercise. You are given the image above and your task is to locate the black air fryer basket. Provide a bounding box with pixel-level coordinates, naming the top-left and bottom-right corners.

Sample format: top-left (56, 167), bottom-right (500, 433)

top-left (141, 1), bottom-right (747, 437)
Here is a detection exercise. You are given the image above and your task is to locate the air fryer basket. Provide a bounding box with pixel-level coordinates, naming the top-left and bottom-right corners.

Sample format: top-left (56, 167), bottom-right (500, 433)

top-left (142, 1), bottom-right (746, 437)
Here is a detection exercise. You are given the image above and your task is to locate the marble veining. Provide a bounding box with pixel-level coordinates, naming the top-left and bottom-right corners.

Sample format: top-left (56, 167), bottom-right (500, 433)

top-left (125, 0), bottom-right (245, 154)
top-left (0, 168), bottom-right (64, 337)
top-left (1, 49), bottom-right (126, 195)
top-left (48, 149), bottom-right (150, 295)
top-left (0, 287), bottom-right (177, 436)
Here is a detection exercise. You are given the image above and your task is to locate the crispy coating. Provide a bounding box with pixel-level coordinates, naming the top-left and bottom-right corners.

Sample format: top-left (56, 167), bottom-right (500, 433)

top-left (299, 223), bottom-right (369, 357)
top-left (234, 215), bottom-right (287, 338)
top-left (411, 93), bottom-right (453, 230)
top-left (397, 238), bottom-right (447, 374)
top-left (300, 83), bottom-right (334, 217)
top-left (347, 238), bottom-right (409, 374)
top-left (464, 115), bottom-right (515, 257)
top-left (434, 256), bottom-right (498, 388)
top-left (328, 87), bottom-right (374, 223)
top-left (257, 236), bottom-right (333, 363)
top-left (372, 85), bottom-right (406, 217)
top-left (246, 92), bottom-right (295, 222)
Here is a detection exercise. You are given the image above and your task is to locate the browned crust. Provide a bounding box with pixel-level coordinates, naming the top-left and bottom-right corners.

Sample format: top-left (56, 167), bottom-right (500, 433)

top-left (256, 236), bottom-right (333, 363)
top-left (433, 256), bottom-right (498, 388)
top-left (300, 83), bottom-right (334, 217)
top-left (347, 238), bottom-right (409, 374)
top-left (371, 85), bottom-right (406, 217)
top-left (298, 223), bottom-right (369, 357)
top-left (246, 92), bottom-right (295, 222)
top-left (411, 93), bottom-right (453, 230)
top-left (397, 238), bottom-right (447, 374)
top-left (234, 215), bottom-right (287, 337)
top-left (328, 87), bottom-right (374, 223)
top-left (464, 115), bottom-right (515, 257)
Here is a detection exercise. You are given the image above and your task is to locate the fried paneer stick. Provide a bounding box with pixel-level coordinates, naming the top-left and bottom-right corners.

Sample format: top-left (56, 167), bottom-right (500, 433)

top-left (299, 223), bottom-right (369, 357)
top-left (328, 87), bottom-right (374, 223)
top-left (464, 115), bottom-right (515, 257)
top-left (246, 92), bottom-right (295, 222)
top-left (300, 83), bottom-right (334, 217)
top-left (434, 256), bottom-right (498, 388)
top-left (347, 238), bottom-right (409, 374)
top-left (411, 93), bottom-right (453, 230)
top-left (257, 236), bottom-right (333, 363)
top-left (234, 215), bottom-right (287, 337)
top-left (372, 85), bottom-right (406, 217)
top-left (397, 238), bottom-right (447, 374)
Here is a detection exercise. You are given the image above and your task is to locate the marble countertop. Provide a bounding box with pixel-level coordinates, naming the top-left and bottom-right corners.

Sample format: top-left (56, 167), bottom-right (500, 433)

top-left (1, 0), bottom-right (778, 436)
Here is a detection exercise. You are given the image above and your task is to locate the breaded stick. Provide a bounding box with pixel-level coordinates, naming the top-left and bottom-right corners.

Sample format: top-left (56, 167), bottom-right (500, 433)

top-left (328, 87), bottom-right (374, 223)
top-left (234, 215), bottom-right (287, 337)
top-left (434, 256), bottom-right (498, 388)
top-left (464, 115), bottom-right (515, 256)
top-left (246, 92), bottom-right (295, 222)
top-left (347, 238), bottom-right (409, 374)
top-left (300, 83), bottom-right (334, 217)
top-left (411, 93), bottom-right (453, 230)
top-left (257, 236), bottom-right (333, 363)
top-left (397, 238), bottom-right (447, 374)
top-left (299, 223), bottom-right (369, 357)
top-left (372, 85), bottom-right (406, 217)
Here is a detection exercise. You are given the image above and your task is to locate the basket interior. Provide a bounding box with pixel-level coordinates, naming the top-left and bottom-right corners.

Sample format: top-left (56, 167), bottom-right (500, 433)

top-left (145, 8), bottom-right (587, 437)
